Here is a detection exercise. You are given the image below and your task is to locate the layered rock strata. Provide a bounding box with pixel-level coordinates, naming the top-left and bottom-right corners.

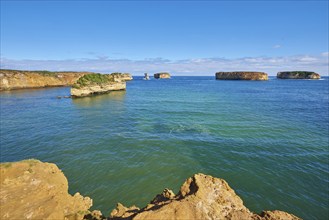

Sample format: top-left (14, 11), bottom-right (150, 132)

top-left (0, 69), bottom-right (90, 91)
top-left (0, 159), bottom-right (92, 220)
top-left (216, 72), bottom-right (268, 80)
top-left (154, 72), bottom-right (171, 79)
top-left (277, 71), bottom-right (320, 79)
top-left (70, 73), bottom-right (126, 98)
top-left (110, 173), bottom-right (300, 220)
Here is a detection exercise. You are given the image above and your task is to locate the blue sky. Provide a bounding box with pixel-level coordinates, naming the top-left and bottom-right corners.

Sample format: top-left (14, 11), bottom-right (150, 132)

top-left (1, 1), bottom-right (328, 75)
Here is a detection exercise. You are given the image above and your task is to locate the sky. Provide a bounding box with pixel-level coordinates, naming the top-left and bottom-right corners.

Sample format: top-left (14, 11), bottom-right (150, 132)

top-left (1, 0), bottom-right (328, 76)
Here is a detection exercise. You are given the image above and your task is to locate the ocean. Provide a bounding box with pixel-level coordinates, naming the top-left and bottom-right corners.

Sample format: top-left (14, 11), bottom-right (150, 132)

top-left (0, 76), bottom-right (328, 219)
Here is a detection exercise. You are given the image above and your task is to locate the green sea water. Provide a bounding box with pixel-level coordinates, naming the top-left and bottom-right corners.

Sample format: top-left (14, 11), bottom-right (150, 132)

top-left (0, 76), bottom-right (328, 219)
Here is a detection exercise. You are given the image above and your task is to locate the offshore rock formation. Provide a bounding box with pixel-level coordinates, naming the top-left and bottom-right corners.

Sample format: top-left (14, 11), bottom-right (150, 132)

top-left (0, 69), bottom-right (90, 91)
top-left (111, 72), bottom-right (133, 81)
top-left (216, 72), bottom-right (268, 80)
top-left (71, 73), bottom-right (126, 98)
top-left (154, 72), bottom-right (171, 79)
top-left (0, 159), bottom-right (92, 220)
top-left (0, 160), bottom-right (300, 220)
top-left (277, 71), bottom-right (320, 79)
top-left (110, 173), bottom-right (300, 220)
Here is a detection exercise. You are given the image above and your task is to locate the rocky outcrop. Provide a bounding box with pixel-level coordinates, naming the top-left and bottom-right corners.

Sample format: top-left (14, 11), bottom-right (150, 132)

top-left (111, 72), bottom-right (133, 81)
top-left (216, 72), bottom-right (268, 80)
top-left (0, 69), bottom-right (90, 91)
top-left (110, 173), bottom-right (300, 220)
top-left (71, 73), bottom-right (126, 98)
top-left (0, 159), bottom-right (93, 220)
top-left (154, 72), bottom-right (171, 79)
top-left (277, 71), bottom-right (320, 79)
top-left (0, 160), bottom-right (300, 220)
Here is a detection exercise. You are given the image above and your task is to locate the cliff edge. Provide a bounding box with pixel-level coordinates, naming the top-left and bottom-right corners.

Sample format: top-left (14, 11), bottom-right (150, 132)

top-left (216, 72), bottom-right (268, 80)
top-left (0, 69), bottom-right (90, 91)
top-left (110, 173), bottom-right (300, 220)
top-left (0, 160), bottom-right (300, 220)
top-left (277, 71), bottom-right (320, 79)
top-left (70, 73), bottom-right (126, 97)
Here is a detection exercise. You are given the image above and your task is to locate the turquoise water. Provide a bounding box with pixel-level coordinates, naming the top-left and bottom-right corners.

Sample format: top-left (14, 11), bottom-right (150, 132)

top-left (0, 76), bottom-right (328, 219)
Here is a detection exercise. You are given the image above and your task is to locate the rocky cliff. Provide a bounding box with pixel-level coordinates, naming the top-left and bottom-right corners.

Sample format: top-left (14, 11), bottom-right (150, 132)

top-left (110, 173), bottom-right (300, 220)
top-left (0, 159), bottom-right (92, 220)
top-left (0, 69), bottom-right (90, 91)
top-left (0, 160), bottom-right (300, 220)
top-left (154, 72), bottom-right (171, 79)
top-left (71, 73), bottom-right (126, 98)
top-left (216, 72), bottom-right (268, 80)
top-left (277, 71), bottom-right (320, 79)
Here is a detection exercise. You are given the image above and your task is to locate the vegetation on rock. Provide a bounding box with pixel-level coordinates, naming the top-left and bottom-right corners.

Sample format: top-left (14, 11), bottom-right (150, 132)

top-left (277, 71), bottom-right (320, 79)
top-left (73, 73), bottom-right (113, 89)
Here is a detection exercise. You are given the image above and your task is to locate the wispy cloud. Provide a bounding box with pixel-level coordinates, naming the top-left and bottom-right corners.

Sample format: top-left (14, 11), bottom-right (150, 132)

top-left (321, 52), bottom-right (329, 57)
top-left (1, 53), bottom-right (328, 76)
top-left (273, 44), bottom-right (282, 49)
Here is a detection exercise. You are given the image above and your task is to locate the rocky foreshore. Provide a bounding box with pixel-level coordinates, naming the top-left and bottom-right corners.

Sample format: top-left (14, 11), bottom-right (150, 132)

top-left (1, 159), bottom-right (300, 220)
top-left (0, 69), bottom-right (91, 91)
top-left (70, 73), bottom-right (126, 98)
top-left (154, 72), bottom-right (171, 79)
top-left (277, 71), bottom-right (320, 79)
top-left (216, 72), bottom-right (268, 80)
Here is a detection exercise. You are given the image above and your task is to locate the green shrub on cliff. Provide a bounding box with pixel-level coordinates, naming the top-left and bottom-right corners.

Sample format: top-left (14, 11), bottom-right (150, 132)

top-left (73, 73), bottom-right (113, 88)
top-left (280, 71), bottom-right (315, 77)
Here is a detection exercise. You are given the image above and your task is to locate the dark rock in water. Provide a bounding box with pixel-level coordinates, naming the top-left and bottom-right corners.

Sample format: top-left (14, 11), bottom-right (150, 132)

top-left (154, 72), bottom-right (171, 79)
top-left (216, 72), bottom-right (268, 80)
top-left (277, 71), bottom-right (320, 79)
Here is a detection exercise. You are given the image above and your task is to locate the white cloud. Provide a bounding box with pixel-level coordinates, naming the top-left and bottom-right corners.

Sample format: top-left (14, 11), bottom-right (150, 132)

top-left (321, 52), bottom-right (329, 57)
top-left (1, 54), bottom-right (328, 76)
top-left (273, 44), bottom-right (281, 49)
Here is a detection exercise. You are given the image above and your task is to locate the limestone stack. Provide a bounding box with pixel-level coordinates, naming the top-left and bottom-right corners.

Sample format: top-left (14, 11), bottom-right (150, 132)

top-left (216, 72), bottom-right (268, 80)
top-left (277, 71), bottom-right (320, 79)
top-left (154, 72), bottom-right (171, 79)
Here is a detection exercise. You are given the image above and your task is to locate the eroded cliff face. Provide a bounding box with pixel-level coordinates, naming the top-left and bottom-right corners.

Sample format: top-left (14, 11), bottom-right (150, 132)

top-left (154, 72), bottom-right (171, 79)
top-left (216, 72), bottom-right (268, 80)
top-left (0, 160), bottom-right (300, 220)
top-left (277, 71), bottom-right (320, 79)
top-left (71, 82), bottom-right (126, 97)
top-left (0, 69), bottom-right (90, 91)
top-left (110, 173), bottom-right (300, 220)
top-left (0, 159), bottom-right (92, 220)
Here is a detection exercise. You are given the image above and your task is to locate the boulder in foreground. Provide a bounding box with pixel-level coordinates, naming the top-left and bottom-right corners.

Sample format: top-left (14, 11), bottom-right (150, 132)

top-left (0, 159), bottom-right (92, 220)
top-left (154, 72), bottom-right (171, 79)
top-left (277, 71), bottom-right (320, 79)
top-left (71, 73), bottom-right (126, 98)
top-left (216, 72), bottom-right (268, 80)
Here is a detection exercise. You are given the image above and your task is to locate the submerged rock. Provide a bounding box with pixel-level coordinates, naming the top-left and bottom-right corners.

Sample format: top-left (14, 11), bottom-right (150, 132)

top-left (216, 72), bottom-right (268, 80)
top-left (154, 72), bottom-right (171, 79)
top-left (110, 173), bottom-right (300, 220)
top-left (71, 73), bottom-right (126, 98)
top-left (0, 69), bottom-right (90, 91)
top-left (277, 71), bottom-right (320, 79)
top-left (0, 159), bottom-right (93, 220)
